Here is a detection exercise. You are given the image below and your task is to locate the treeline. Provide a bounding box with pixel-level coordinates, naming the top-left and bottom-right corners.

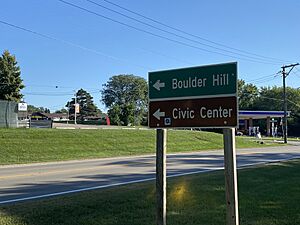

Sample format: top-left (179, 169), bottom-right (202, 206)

top-left (0, 50), bottom-right (147, 126)
top-left (239, 80), bottom-right (300, 136)
top-left (1, 50), bottom-right (300, 135)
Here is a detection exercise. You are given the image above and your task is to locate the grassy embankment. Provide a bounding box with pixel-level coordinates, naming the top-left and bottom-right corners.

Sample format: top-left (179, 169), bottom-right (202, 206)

top-left (0, 128), bottom-right (278, 165)
top-left (0, 159), bottom-right (299, 225)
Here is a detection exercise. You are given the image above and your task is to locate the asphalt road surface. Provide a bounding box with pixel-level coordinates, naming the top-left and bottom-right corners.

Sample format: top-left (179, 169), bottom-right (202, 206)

top-left (0, 145), bottom-right (300, 205)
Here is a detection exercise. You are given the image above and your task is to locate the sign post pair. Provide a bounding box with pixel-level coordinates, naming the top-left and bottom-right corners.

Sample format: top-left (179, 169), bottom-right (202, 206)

top-left (149, 62), bottom-right (239, 225)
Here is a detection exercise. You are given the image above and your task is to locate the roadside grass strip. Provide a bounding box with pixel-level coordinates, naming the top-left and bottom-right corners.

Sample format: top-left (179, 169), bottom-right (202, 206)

top-left (0, 159), bottom-right (299, 225)
top-left (0, 128), bottom-right (278, 165)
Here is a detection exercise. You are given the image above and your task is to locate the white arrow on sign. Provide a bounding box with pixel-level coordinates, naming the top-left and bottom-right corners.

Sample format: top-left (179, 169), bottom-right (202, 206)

top-left (153, 80), bottom-right (165, 91)
top-left (153, 108), bottom-right (165, 120)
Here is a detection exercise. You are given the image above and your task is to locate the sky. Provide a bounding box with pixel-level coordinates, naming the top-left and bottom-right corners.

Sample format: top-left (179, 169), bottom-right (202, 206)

top-left (1, 0), bottom-right (300, 112)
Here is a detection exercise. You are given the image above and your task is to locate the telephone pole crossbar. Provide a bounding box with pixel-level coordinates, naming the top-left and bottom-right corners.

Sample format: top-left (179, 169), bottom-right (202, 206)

top-left (282, 63), bottom-right (299, 143)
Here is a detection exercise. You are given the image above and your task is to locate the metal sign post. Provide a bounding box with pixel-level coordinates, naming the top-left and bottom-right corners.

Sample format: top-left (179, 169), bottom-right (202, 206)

top-left (156, 129), bottom-right (167, 225)
top-left (223, 128), bottom-right (239, 225)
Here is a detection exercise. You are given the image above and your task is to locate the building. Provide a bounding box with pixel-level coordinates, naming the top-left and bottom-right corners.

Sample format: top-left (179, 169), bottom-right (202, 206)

top-left (239, 110), bottom-right (291, 136)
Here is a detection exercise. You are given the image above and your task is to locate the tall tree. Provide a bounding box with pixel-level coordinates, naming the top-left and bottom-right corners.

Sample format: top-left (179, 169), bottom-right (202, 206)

top-left (101, 74), bottom-right (148, 126)
top-left (238, 79), bottom-right (259, 109)
top-left (66, 89), bottom-right (100, 121)
top-left (0, 50), bottom-right (24, 101)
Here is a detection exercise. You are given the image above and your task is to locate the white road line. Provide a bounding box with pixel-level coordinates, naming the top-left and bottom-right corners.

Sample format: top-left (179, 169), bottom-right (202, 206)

top-left (0, 156), bottom-right (299, 205)
top-left (0, 177), bottom-right (156, 205)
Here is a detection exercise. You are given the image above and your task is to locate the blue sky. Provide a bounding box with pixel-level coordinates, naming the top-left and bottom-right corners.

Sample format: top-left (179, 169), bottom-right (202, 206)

top-left (1, 0), bottom-right (299, 112)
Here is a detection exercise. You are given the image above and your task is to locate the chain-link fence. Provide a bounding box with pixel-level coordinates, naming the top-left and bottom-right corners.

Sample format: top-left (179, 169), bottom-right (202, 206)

top-left (0, 100), bottom-right (18, 128)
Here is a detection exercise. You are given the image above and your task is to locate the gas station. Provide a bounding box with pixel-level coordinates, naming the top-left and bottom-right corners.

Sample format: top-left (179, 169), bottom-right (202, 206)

top-left (238, 110), bottom-right (291, 137)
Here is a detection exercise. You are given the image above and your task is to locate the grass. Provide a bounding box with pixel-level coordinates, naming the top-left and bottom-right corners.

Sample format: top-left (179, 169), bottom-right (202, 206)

top-left (0, 159), bottom-right (299, 225)
top-left (0, 128), bottom-right (278, 165)
top-left (264, 136), bottom-right (300, 142)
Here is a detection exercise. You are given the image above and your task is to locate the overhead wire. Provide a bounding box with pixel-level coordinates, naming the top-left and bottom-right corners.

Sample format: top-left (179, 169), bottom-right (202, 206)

top-left (100, 0), bottom-right (289, 64)
top-left (22, 89), bottom-right (100, 96)
top-left (0, 19), bottom-right (194, 68)
top-left (244, 72), bottom-right (280, 84)
top-left (22, 92), bottom-right (74, 96)
top-left (240, 93), bottom-right (300, 111)
top-left (290, 69), bottom-right (300, 79)
top-left (86, 0), bottom-right (282, 64)
top-left (0, 82), bottom-right (101, 91)
top-left (47, 103), bottom-right (68, 109)
top-left (0, 20), bottom-right (152, 70)
top-left (57, 0), bottom-right (281, 65)
top-left (251, 77), bottom-right (278, 85)
top-left (138, 47), bottom-right (194, 65)
top-left (259, 96), bottom-right (300, 109)
top-left (1, 2), bottom-right (292, 69)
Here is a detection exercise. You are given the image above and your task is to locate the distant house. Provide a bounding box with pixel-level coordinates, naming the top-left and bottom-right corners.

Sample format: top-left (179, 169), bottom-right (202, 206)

top-left (30, 112), bottom-right (51, 120)
top-left (83, 114), bottom-right (110, 125)
top-left (29, 112), bottom-right (68, 121)
top-left (29, 112), bottom-right (52, 128)
top-left (44, 113), bottom-right (69, 122)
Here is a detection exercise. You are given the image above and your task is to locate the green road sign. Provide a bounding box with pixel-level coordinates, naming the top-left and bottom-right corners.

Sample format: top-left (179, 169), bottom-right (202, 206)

top-left (149, 62), bottom-right (237, 100)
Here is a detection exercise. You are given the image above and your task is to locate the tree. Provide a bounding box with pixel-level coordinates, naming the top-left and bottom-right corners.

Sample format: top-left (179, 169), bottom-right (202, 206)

top-left (238, 79), bottom-right (259, 109)
top-left (0, 50), bottom-right (24, 102)
top-left (101, 74), bottom-right (148, 126)
top-left (252, 86), bottom-right (300, 111)
top-left (55, 108), bottom-right (68, 114)
top-left (251, 86), bottom-right (300, 136)
top-left (107, 105), bottom-right (121, 125)
top-left (27, 105), bottom-right (50, 114)
top-left (66, 89), bottom-right (100, 121)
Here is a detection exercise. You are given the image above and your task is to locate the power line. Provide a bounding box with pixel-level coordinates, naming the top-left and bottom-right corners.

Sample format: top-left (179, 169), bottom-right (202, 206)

top-left (100, 0), bottom-right (289, 64)
top-left (244, 72), bottom-right (281, 85)
top-left (25, 84), bottom-right (77, 89)
top-left (57, 0), bottom-right (280, 65)
top-left (22, 92), bottom-right (75, 96)
top-left (0, 19), bottom-right (151, 70)
top-left (0, 19), bottom-right (193, 68)
top-left (86, 0), bottom-right (282, 64)
top-left (23, 89), bottom-right (100, 95)
top-left (251, 77), bottom-right (278, 85)
top-left (0, 82), bottom-right (101, 91)
top-left (139, 47), bottom-right (194, 65)
top-left (245, 73), bottom-right (278, 83)
top-left (47, 103), bottom-right (68, 109)
top-left (292, 67), bottom-right (300, 76)
top-left (260, 96), bottom-right (300, 109)
top-left (241, 94), bottom-right (300, 109)
top-left (23, 89), bottom-right (100, 96)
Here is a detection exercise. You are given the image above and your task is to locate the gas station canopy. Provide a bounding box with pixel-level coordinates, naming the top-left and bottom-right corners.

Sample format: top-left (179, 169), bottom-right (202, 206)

top-left (239, 110), bottom-right (291, 120)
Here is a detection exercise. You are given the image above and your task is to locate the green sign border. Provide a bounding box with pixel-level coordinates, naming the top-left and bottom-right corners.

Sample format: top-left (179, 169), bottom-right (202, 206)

top-left (149, 62), bottom-right (237, 100)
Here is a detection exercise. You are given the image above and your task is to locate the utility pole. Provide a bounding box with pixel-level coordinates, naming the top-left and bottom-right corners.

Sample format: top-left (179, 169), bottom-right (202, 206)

top-left (67, 102), bottom-right (70, 124)
top-left (74, 92), bottom-right (77, 125)
top-left (282, 63), bottom-right (299, 143)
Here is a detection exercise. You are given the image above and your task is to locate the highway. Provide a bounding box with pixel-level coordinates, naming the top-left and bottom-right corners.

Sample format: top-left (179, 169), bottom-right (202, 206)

top-left (0, 145), bottom-right (299, 205)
